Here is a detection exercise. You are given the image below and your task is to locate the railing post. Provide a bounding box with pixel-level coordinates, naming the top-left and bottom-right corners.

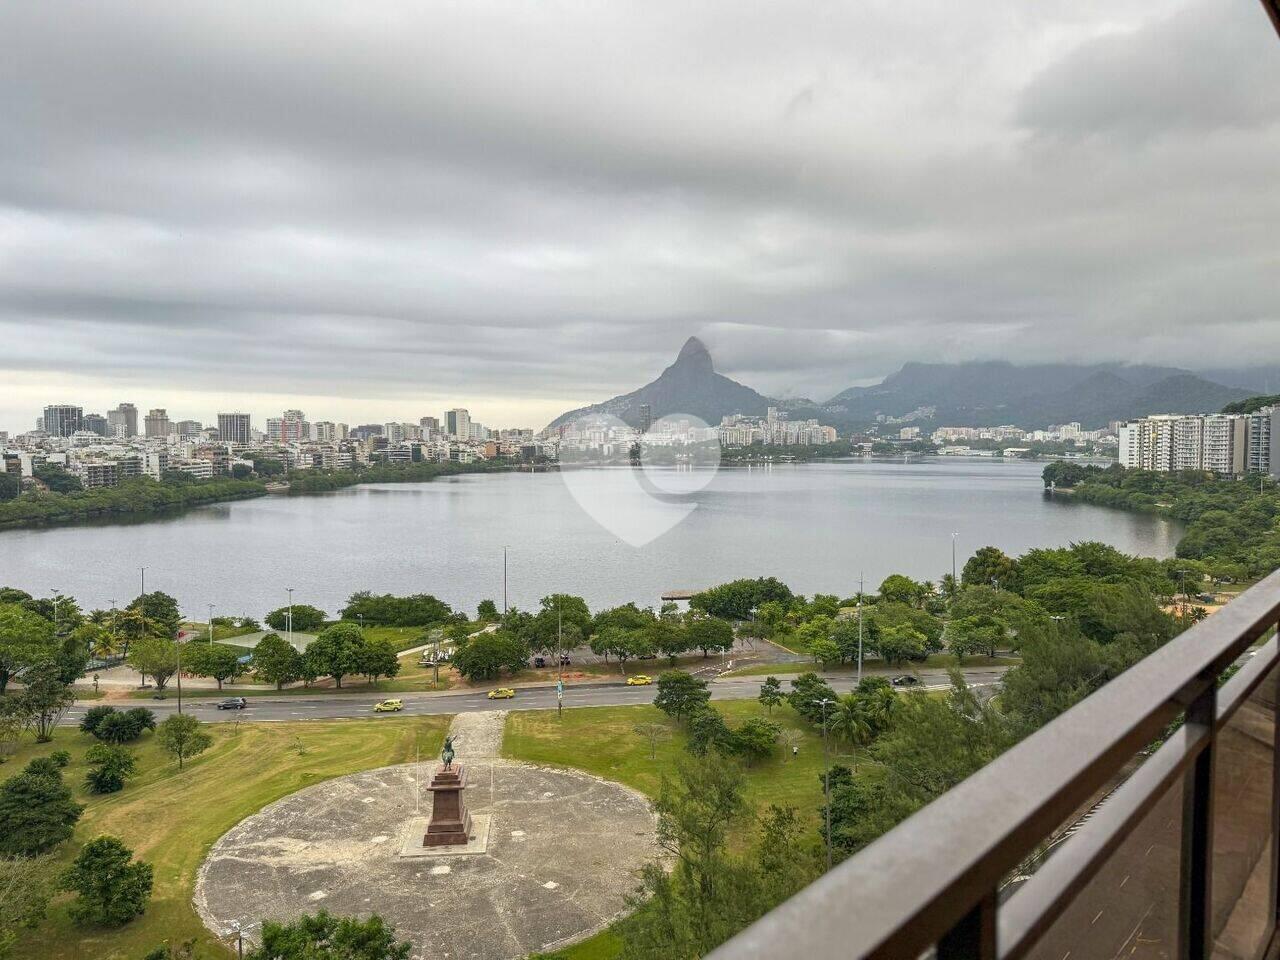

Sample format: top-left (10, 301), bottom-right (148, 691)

top-left (1271, 639), bottom-right (1280, 946)
top-left (1180, 682), bottom-right (1217, 960)
top-left (937, 890), bottom-right (997, 960)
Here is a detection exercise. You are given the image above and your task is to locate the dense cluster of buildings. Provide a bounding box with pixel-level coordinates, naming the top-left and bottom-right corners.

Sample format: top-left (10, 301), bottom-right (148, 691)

top-left (718, 408), bottom-right (838, 447)
top-left (1117, 409), bottom-right (1278, 476)
top-left (549, 406), bottom-right (839, 455)
top-left (2, 402), bottom-right (551, 490)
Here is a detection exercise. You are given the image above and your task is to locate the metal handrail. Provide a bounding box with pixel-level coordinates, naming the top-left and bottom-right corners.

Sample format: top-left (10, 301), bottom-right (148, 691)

top-left (710, 567), bottom-right (1280, 960)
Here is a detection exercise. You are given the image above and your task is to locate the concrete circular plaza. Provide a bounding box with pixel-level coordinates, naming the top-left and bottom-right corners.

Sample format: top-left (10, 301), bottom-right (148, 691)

top-left (194, 759), bottom-right (659, 960)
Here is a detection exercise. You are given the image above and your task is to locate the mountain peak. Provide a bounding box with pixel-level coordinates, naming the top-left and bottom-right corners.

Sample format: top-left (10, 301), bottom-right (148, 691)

top-left (673, 336), bottom-right (713, 372)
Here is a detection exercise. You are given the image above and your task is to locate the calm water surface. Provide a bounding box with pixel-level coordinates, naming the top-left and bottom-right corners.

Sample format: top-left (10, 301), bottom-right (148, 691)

top-left (0, 459), bottom-right (1181, 618)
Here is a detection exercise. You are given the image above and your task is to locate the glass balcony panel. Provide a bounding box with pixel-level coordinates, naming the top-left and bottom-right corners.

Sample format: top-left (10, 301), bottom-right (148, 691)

top-left (1023, 770), bottom-right (1184, 960)
top-left (1211, 660), bottom-right (1278, 960)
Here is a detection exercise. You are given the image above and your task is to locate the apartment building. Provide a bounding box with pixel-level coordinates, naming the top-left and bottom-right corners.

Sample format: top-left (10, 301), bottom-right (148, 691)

top-left (1119, 411), bottom-right (1272, 476)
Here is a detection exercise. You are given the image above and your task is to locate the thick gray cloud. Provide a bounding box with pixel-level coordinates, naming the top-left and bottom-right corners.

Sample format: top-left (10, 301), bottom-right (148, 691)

top-left (1, 0), bottom-right (1278, 431)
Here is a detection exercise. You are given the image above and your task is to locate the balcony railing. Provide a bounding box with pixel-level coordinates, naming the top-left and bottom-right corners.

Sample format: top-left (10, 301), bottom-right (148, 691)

top-left (711, 567), bottom-right (1280, 960)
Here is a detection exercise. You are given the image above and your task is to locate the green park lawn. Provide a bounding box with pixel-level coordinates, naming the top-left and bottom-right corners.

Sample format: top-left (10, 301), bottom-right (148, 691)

top-left (505, 700), bottom-right (849, 960)
top-left (3, 715), bottom-right (450, 960)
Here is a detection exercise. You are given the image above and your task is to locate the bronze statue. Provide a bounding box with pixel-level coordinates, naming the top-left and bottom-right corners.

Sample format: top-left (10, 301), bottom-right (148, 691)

top-left (442, 735), bottom-right (456, 770)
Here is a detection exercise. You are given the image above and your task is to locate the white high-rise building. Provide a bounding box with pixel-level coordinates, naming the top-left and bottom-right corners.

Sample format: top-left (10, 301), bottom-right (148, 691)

top-left (1120, 413), bottom-right (1251, 476)
top-left (446, 408), bottom-right (471, 440)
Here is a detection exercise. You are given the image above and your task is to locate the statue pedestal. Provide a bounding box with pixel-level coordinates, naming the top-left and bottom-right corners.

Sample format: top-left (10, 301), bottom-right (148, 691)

top-left (423, 764), bottom-right (473, 847)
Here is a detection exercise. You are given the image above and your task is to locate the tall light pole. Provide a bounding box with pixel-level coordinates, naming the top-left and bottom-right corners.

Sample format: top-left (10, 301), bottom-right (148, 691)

top-left (49, 589), bottom-right (60, 635)
top-left (951, 532), bottom-right (958, 588)
top-left (856, 572), bottom-right (864, 685)
top-left (813, 697), bottom-right (836, 871)
top-left (139, 567), bottom-right (147, 644)
top-left (285, 587), bottom-right (294, 648)
top-left (175, 632), bottom-right (184, 714)
top-left (503, 546), bottom-right (508, 614)
top-left (208, 604), bottom-right (215, 644)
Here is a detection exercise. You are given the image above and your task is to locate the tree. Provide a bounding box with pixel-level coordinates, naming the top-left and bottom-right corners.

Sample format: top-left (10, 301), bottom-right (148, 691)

top-left (0, 769), bottom-right (82, 857)
top-left (185, 644), bottom-right (243, 689)
top-left (947, 616), bottom-right (1005, 661)
top-left (962, 546), bottom-right (1020, 592)
top-left (156, 714), bottom-right (212, 769)
top-left (634, 722), bottom-right (672, 760)
top-left (339, 592), bottom-right (452, 627)
top-left (878, 574), bottom-right (920, 606)
top-left (686, 708), bottom-right (731, 757)
top-left (33, 464), bottom-right (82, 493)
top-left (690, 577), bottom-right (793, 621)
top-left (127, 592), bottom-right (182, 640)
top-left (686, 617), bottom-right (734, 658)
top-left (93, 708), bottom-right (155, 745)
top-left (654, 671), bottom-right (710, 725)
top-left (808, 636), bottom-right (842, 670)
top-left (733, 717), bottom-right (781, 765)
top-left (79, 705), bottom-right (117, 737)
top-left (304, 623), bottom-right (365, 688)
top-left (357, 639), bottom-right (400, 685)
top-left (247, 911), bottom-right (410, 960)
top-left (870, 623), bottom-right (927, 666)
top-left (832, 694), bottom-right (872, 746)
top-left (13, 661), bottom-right (75, 741)
top-left (786, 673), bottom-right (837, 725)
top-left (127, 635), bottom-right (178, 691)
top-left (84, 744), bottom-right (137, 794)
top-left (60, 836), bottom-right (152, 927)
top-left (0, 603), bottom-right (55, 694)
top-left (0, 856), bottom-right (55, 958)
top-left (778, 728), bottom-right (804, 760)
top-left (252, 634), bottom-right (302, 690)
top-left (476, 599), bottom-right (499, 622)
top-left (451, 631), bottom-right (528, 683)
top-left (757, 677), bottom-right (783, 714)
top-left (265, 604), bottom-right (327, 633)
top-left (0, 471), bottom-right (19, 501)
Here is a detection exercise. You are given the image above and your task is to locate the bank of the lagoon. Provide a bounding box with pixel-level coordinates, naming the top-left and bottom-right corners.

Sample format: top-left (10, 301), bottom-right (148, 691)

top-left (0, 459), bottom-right (1180, 617)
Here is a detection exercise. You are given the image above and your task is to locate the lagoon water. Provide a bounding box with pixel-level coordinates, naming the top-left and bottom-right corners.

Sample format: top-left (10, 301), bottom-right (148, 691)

top-left (0, 459), bottom-right (1181, 619)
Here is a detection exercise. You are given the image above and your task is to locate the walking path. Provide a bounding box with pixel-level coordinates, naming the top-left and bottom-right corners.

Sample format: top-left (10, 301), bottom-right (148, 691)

top-left (445, 709), bottom-right (507, 758)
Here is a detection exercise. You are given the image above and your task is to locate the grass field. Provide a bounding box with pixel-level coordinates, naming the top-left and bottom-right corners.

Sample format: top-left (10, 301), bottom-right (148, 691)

top-left (505, 700), bottom-right (848, 960)
top-left (3, 715), bottom-right (450, 960)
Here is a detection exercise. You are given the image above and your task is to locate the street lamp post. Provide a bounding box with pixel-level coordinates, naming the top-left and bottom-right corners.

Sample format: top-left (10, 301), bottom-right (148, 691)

top-left (856, 572), bottom-right (864, 685)
top-left (49, 589), bottom-right (60, 635)
top-left (503, 546), bottom-right (508, 614)
top-left (951, 532), bottom-right (958, 588)
top-left (208, 604), bottom-right (215, 645)
top-left (813, 697), bottom-right (836, 871)
top-left (285, 587), bottom-right (294, 648)
top-left (139, 567), bottom-right (147, 642)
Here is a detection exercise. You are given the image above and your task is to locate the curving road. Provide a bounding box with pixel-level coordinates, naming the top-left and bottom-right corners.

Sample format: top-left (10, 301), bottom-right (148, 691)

top-left (63, 667), bottom-right (1009, 726)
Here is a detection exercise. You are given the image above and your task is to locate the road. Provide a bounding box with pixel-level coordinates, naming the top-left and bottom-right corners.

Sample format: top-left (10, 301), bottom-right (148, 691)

top-left (64, 666), bottom-right (1009, 726)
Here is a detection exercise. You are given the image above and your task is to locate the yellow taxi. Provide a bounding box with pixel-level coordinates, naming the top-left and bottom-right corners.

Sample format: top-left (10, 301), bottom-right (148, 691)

top-left (373, 698), bottom-right (403, 712)
top-left (626, 675), bottom-right (653, 686)
top-left (487, 687), bottom-right (516, 700)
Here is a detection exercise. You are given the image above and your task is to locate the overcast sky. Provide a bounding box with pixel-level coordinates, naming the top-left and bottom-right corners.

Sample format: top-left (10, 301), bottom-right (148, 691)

top-left (1, 1), bottom-right (1278, 433)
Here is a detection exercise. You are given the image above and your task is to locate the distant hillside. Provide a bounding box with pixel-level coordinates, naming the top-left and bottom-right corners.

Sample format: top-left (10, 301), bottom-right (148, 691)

top-left (544, 337), bottom-right (773, 432)
top-left (546, 349), bottom-right (1253, 435)
top-left (1222, 395), bottom-right (1280, 415)
top-left (816, 361), bottom-right (1250, 430)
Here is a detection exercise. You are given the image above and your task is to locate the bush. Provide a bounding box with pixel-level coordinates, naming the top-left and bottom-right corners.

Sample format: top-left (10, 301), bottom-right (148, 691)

top-left (79, 705), bottom-right (118, 736)
top-left (23, 756), bottom-right (65, 780)
top-left (264, 604), bottom-right (327, 632)
top-left (93, 708), bottom-right (155, 744)
top-left (0, 771), bottom-right (83, 856)
top-left (60, 836), bottom-right (153, 926)
top-left (49, 749), bottom-right (71, 767)
top-left (84, 744), bottom-right (137, 794)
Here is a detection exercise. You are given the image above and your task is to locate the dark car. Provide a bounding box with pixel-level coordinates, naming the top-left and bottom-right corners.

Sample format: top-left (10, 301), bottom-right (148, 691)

top-left (533, 656), bottom-right (547, 668)
top-left (559, 654), bottom-right (572, 665)
top-left (891, 675), bottom-right (921, 687)
top-left (217, 697), bottom-right (248, 710)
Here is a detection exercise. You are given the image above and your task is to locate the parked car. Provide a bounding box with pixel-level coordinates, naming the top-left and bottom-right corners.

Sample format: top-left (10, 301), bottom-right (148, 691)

top-left (626, 675), bottom-right (653, 686)
top-left (533, 656), bottom-right (547, 668)
top-left (559, 654), bottom-right (571, 665)
top-left (638, 652), bottom-right (658, 660)
top-left (373, 699), bottom-right (404, 712)
top-left (488, 687), bottom-right (516, 700)
top-left (891, 675), bottom-right (921, 687)
top-left (216, 697), bottom-right (248, 710)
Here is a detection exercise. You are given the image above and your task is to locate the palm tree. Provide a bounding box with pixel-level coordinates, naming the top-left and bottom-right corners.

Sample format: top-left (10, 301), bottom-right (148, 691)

top-left (862, 687), bottom-right (897, 735)
top-left (833, 694), bottom-right (872, 746)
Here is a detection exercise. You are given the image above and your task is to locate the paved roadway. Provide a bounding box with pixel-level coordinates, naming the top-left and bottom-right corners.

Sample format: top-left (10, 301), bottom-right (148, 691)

top-left (63, 666), bottom-right (1009, 726)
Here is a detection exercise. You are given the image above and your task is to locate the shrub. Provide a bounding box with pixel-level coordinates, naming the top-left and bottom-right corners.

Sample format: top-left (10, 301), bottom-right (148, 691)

top-left (79, 705), bottom-right (117, 737)
top-left (61, 836), bottom-right (153, 926)
top-left (84, 744), bottom-right (137, 794)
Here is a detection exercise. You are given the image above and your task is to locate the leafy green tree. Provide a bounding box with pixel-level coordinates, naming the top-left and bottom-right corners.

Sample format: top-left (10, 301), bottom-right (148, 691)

top-left (757, 677), bottom-right (783, 714)
top-left (94, 708), bottom-right (155, 745)
top-left (84, 744), bottom-right (137, 794)
top-left (733, 717), bottom-right (781, 765)
top-left (654, 671), bottom-right (710, 725)
top-left (0, 471), bottom-right (19, 501)
top-left (13, 661), bottom-right (75, 741)
top-left (264, 604), bottom-right (327, 632)
top-left (79, 705), bottom-right (116, 737)
top-left (808, 636), bottom-right (842, 670)
top-left (156, 714), bottom-right (212, 769)
top-left (870, 623), bottom-right (927, 666)
top-left (127, 635), bottom-right (178, 691)
top-left (686, 617), bottom-right (733, 658)
top-left (33, 464), bottom-right (82, 493)
top-left (0, 603), bottom-right (55, 694)
top-left (686, 707), bottom-right (732, 757)
top-left (339, 592), bottom-right (452, 627)
top-left (690, 577), bottom-right (792, 621)
top-left (304, 623), bottom-right (365, 688)
top-left (450, 631), bottom-right (527, 683)
top-left (60, 836), bottom-right (152, 926)
top-left (357, 639), bottom-right (400, 685)
top-left (184, 644), bottom-right (244, 689)
top-left (252, 634), bottom-right (302, 690)
top-left (961, 546), bottom-right (1020, 592)
top-left (126, 592), bottom-right (182, 640)
top-left (947, 615), bottom-right (1005, 661)
top-left (0, 769), bottom-right (82, 856)
top-left (476, 599), bottom-right (499, 621)
top-left (878, 574), bottom-right (920, 606)
top-left (0, 856), bottom-right (55, 958)
top-left (246, 910), bottom-right (411, 960)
